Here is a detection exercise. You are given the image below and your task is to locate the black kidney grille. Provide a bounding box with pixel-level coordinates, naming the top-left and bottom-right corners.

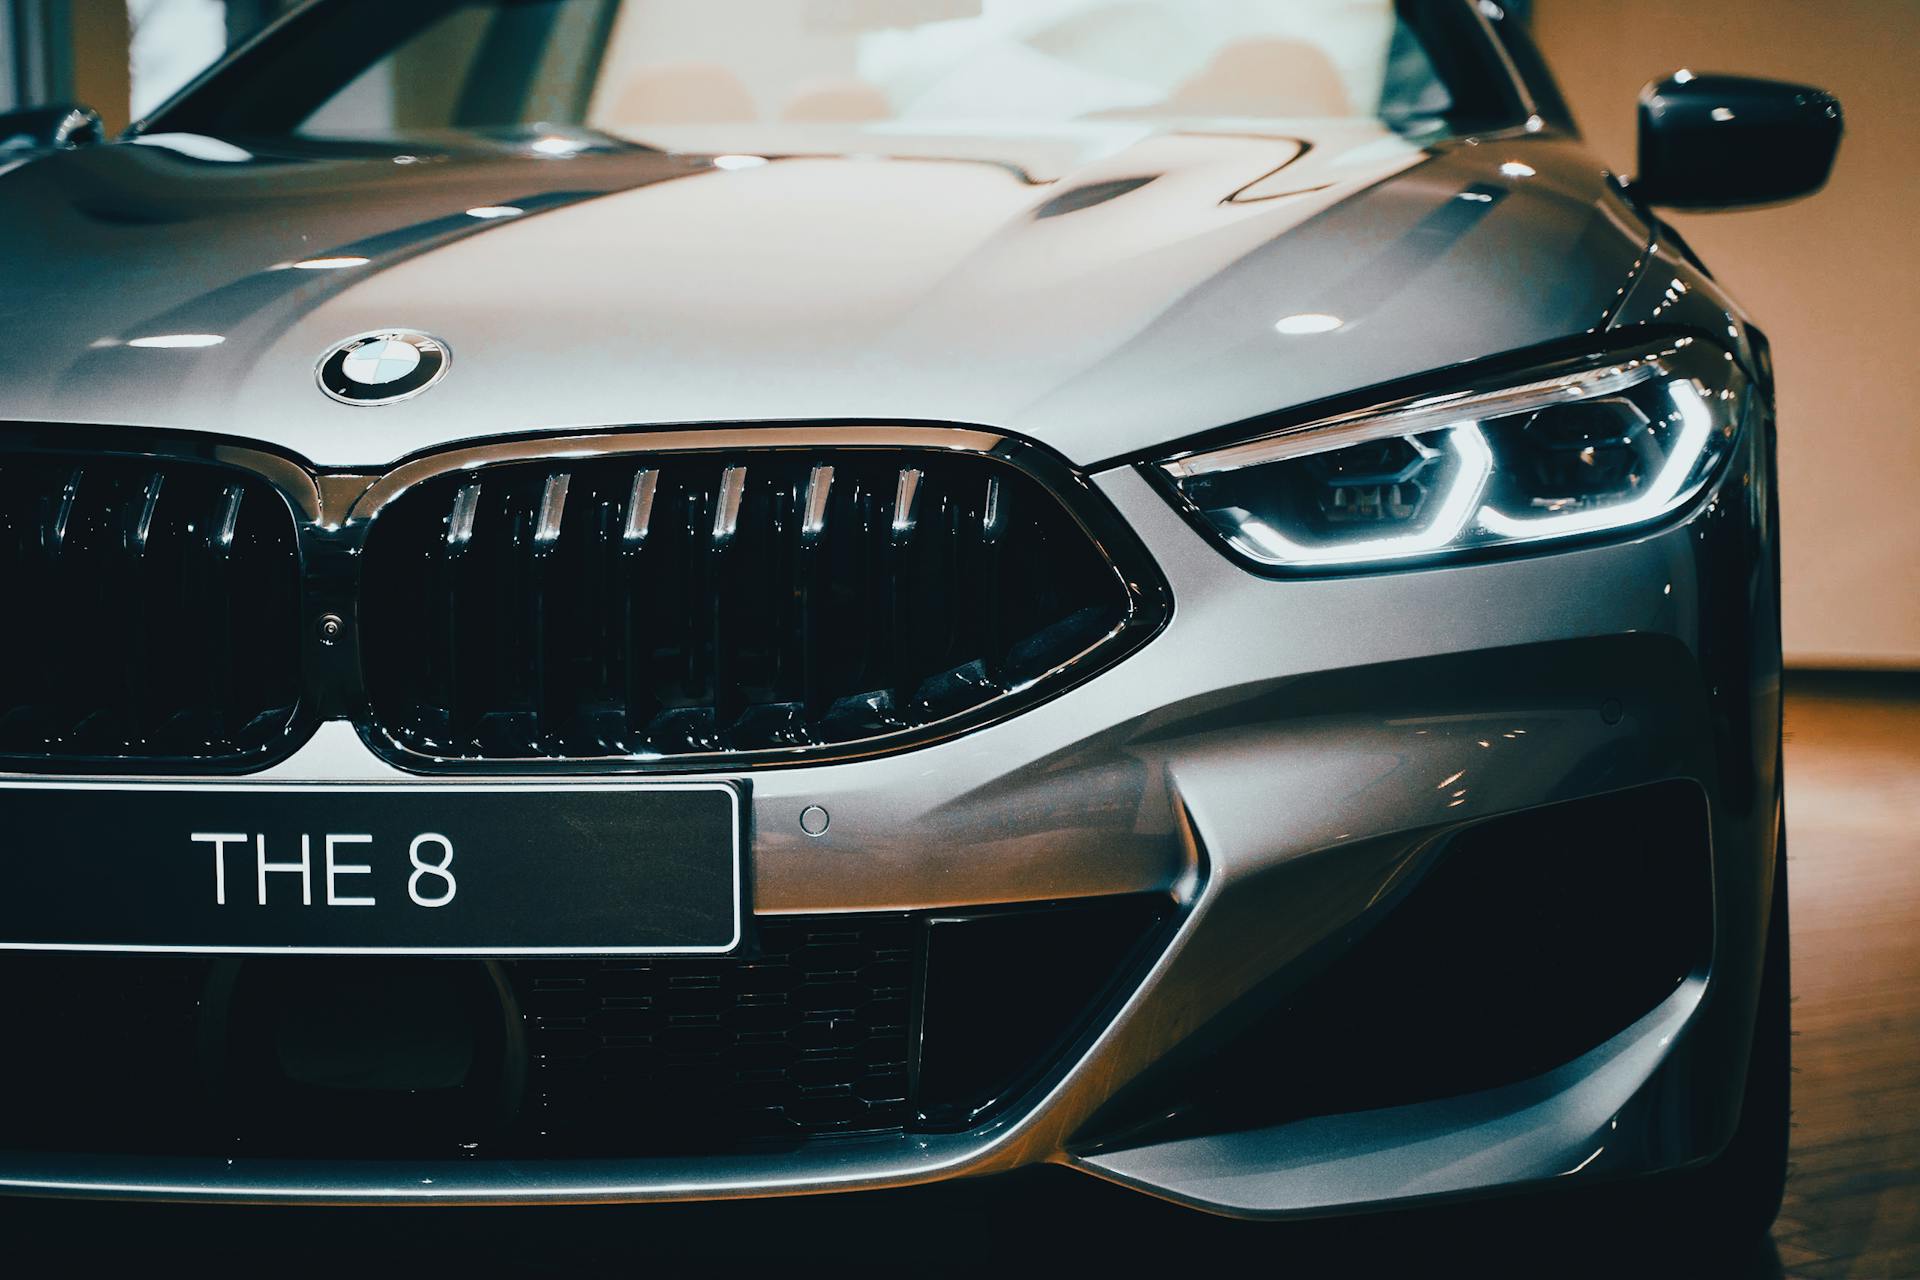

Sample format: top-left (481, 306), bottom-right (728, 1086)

top-left (359, 450), bottom-right (1133, 762)
top-left (0, 454), bottom-right (304, 766)
top-left (514, 898), bottom-right (1170, 1151)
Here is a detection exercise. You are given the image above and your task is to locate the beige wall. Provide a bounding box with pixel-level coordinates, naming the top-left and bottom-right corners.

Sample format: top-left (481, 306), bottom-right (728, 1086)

top-left (71, 1), bottom-right (131, 134)
top-left (1534, 0), bottom-right (1920, 668)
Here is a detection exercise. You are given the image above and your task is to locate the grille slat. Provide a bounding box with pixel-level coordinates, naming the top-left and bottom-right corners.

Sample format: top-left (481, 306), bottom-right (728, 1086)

top-left (618, 475), bottom-right (650, 748)
top-left (438, 482), bottom-right (482, 746)
top-left (361, 449), bottom-right (1132, 764)
top-left (116, 472), bottom-right (163, 737)
top-left (201, 481), bottom-right (247, 735)
top-left (0, 453), bottom-right (303, 767)
top-left (39, 466), bottom-right (88, 741)
top-left (797, 464), bottom-right (832, 716)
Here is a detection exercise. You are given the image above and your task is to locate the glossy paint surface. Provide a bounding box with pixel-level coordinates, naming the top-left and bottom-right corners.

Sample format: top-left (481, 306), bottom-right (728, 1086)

top-left (0, 120), bottom-right (1646, 468)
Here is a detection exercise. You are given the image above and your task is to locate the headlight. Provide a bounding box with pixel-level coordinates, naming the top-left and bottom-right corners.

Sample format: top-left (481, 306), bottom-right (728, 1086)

top-left (1155, 338), bottom-right (1746, 570)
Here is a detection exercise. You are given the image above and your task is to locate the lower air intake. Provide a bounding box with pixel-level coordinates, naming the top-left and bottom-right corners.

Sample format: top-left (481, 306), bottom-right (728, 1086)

top-left (0, 897), bottom-right (1171, 1159)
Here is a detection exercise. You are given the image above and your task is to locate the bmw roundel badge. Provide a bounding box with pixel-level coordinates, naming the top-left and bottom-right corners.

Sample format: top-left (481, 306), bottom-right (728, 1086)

top-left (317, 330), bottom-right (449, 405)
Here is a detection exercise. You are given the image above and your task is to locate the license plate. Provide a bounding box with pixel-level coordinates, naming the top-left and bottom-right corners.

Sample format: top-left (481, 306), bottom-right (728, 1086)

top-left (0, 782), bottom-right (742, 955)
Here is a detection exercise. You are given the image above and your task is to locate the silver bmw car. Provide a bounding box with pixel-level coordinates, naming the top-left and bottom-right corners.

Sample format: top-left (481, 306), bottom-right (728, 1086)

top-left (0, 0), bottom-right (1841, 1257)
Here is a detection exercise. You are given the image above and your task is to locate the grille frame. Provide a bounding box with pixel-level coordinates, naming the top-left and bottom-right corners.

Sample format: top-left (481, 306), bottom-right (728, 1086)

top-left (0, 423), bottom-right (1169, 775)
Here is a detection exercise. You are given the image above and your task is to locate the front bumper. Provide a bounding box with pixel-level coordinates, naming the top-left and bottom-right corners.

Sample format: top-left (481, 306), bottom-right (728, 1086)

top-left (0, 449), bottom-right (1782, 1211)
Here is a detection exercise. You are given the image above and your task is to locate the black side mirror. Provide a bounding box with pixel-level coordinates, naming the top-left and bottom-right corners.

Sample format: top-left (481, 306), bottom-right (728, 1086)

top-left (0, 104), bottom-right (105, 155)
top-left (1636, 72), bottom-right (1842, 210)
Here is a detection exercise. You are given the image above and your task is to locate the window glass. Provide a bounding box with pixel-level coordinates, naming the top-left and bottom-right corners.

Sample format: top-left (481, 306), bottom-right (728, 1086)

top-left (283, 0), bottom-right (1469, 139)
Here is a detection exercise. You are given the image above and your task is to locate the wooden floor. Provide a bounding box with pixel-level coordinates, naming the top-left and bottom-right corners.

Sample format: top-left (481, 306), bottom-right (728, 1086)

top-left (1770, 676), bottom-right (1920, 1278)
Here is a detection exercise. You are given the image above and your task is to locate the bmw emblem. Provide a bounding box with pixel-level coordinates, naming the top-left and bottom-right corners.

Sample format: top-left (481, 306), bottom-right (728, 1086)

top-left (317, 330), bottom-right (449, 405)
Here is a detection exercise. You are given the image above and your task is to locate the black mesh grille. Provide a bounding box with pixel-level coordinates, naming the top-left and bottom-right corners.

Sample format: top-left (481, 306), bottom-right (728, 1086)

top-left (0, 452), bottom-right (304, 767)
top-left (520, 915), bottom-right (918, 1145)
top-left (358, 450), bottom-right (1134, 763)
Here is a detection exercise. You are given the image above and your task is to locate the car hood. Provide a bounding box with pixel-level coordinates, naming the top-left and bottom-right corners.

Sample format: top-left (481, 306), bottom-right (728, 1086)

top-left (0, 122), bottom-right (1648, 469)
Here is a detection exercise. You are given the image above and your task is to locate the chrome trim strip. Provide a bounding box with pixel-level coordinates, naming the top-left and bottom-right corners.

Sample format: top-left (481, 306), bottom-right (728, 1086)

top-left (891, 467), bottom-right (923, 541)
top-left (711, 464), bottom-right (747, 544)
top-left (623, 468), bottom-right (659, 543)
top-left (345, 425), bottom-right (1006, 526)
top-left (982, 475), bottom-right (1003, 542)
top-left (801, 464), bottom-right (834, 541)
top-left (448, 482), bottom-right (482, 546)
top-left (0, 430), bottom-right (329, 526)
top-left (130, 472), bottom-right (164, 552)
top-left (534, 472), bottom-right (570, 545)
top-left (48, 467), bottom-right (80, 553)
top-left (212, 483), bottom-right (245, 548)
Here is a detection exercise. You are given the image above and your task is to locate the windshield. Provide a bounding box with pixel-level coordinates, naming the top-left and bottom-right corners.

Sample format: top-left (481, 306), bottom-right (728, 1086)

top-left (148, 0), bottom-right (1522, 144)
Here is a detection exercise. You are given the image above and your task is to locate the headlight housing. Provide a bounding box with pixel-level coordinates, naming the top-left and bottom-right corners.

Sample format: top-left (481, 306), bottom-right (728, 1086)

top-left (1155, 337), bottom-right (1747, 571)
